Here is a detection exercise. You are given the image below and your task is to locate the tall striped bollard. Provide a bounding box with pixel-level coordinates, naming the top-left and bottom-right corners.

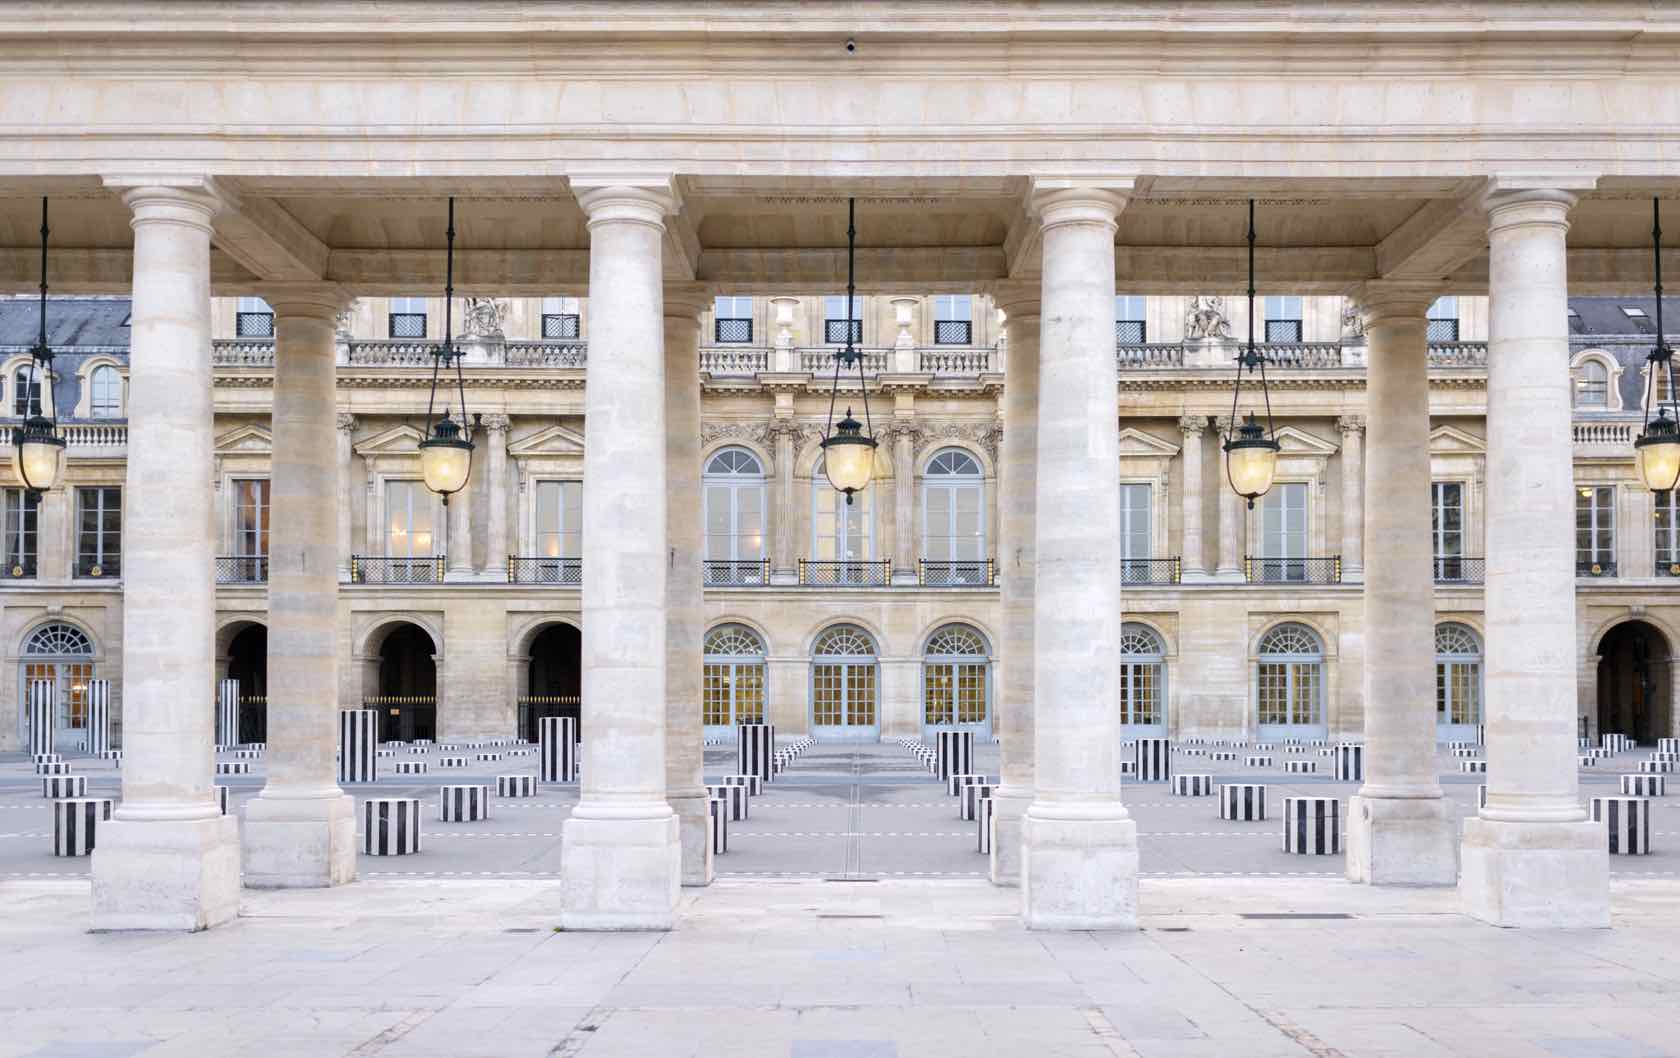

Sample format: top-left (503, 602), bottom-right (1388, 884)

top-left (338, 708), bottom-right (379, 784)
top-left (540, 715), bottom-right (578, 782)
top-left (737, 722), bottom-right (775, 783)
top-left (26, 678), bottom-right (54, 757)
top-left (217, 677), bottom-right (240, 748)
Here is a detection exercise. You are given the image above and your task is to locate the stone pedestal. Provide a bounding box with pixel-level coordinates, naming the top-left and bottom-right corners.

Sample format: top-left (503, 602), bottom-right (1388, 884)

top-left (1460, 816), bottom-right (1609, 927)
top-left (1346, 795), bottom-right (1457, 885)
top-left (241, 794), bottom-right (356, 888)
top-left (1021, 809), bottom-right (1139, 930)
top-left (560, 813), bottom-right (682, 930)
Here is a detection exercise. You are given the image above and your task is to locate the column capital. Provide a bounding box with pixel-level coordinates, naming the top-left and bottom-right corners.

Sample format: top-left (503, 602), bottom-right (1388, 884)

top-left (662, 281), bottom-right (712, 322)
top-left (262, 282), bottom-right (355, 321)
top-left (1482, 187), bottom-right (1581, 234)
top-left (1177, 414), bottom-right (1207, 437)
top-left (105, 175), bottom-right (226, 231)
top-left (336, 412), bottom-right (357, 434)
top-left (1337, 414), bottom-right (1367, 437)
top-left (480, 412), bottom-right (511, 435)
top-left (1028, 179), bottom-right (1130, 233)
top-left (572, 178), bottom-right (678, 229)
top-left (1345, 280), bottom-right (1439, 329)
top-left (988, 280), bottom-right (1042, 322)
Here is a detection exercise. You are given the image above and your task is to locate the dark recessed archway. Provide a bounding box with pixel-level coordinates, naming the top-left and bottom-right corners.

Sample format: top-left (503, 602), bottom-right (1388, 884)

top-left (1597, 620), bottom-right (1673, 746)
top-left (226, 623), bottom-right (267, 744)
top-left (523, 623), bottom-right (581, 742)
top-left (377, 622), bottom-right (437, 742)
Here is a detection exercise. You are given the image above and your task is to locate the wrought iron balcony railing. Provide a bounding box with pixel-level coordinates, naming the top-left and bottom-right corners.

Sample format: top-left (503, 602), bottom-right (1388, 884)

top-left (824, 318), bottom-right (863, 344)
top-left (1577, 559), bottom-right (1618, 578)
top-left (235, 311), bottom-right (275, 338)
top-left (1432, 556), bottom-right (1485, 584)
top-left (1243, 555), bottom-right (1342, 585)
top-left (507, 556), bottom-right (582, 586)
top-left (933, 320), bottom-right (973, 345)
top-left (918, 559), bottom-right (995, 587)
top-left (705, 559), bottom-right (771, 587)
top-left (216, 555), bottom-right (268, 584)
top-left (350, 555), bottom-right (445, 584)
top-left (74, 556), bottom-right (120, 579)
top-left (1122, 557), bottom-right (1182, 585)
top-left (0, 558), bottom-right (35, 579)
top-left (798, 559), bottom-right (891, 587)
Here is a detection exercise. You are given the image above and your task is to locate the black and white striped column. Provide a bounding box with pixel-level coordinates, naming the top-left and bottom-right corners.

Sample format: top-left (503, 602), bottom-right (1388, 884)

top-left (1590, 796), bottom-right (1650, 855)
top-left (86, 679), bottom-right (111, 756)
top-left (42, 775), bottom-right (87, 798)
top-left (496, 775), bottom-right (538, 798)
top-left (737, 722), bottom-right (775, 783)
top-left (337, 709), bottom-right (378, 784)
top-left (26, 678), bottom-right (53, 757)
top-left (1283, 797), bottom-right (1339, 854)
top-left (363, 798), bottom-right (422, 855)
top-left (935, 730), bottom-right (974, 782)
top-left (540, 715), bottom-right (578, 783)
top-left (217, 677), bottom-right (240, 748)
top-left (706, 783), bottom-right (748, 822)
top-left (1220, 783), bottom-right (1267, 820)
top-left (1135, 738), bottom-right (1171, 782)
top-left (439, 785), bottom-right (490, 821)
top-left (960, 781), bottom-right (993, 820)
top-left (53, 797), bottom-right (114, 856)
top-left (394, 761), bottom-right (428, 775)
top-left (1620, 775), bottom-right (1666, 797)
top-left (1171, 774), bottom-right (1213, 796)
top-left (708, 796), bottom-right (728, 854)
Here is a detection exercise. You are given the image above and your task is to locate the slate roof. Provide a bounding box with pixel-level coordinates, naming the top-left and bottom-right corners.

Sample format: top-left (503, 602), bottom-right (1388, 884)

top-left (0, 296), bottom-right (130, 350)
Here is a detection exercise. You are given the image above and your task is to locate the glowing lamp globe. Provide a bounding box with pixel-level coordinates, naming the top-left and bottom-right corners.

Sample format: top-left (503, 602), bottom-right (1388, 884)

top-left (1635, 410), bottom-right (1680, 493)
top-left (418, 411), bottom-right (473, 500)
top-left (820, 410), bottom-right (877, 504)
top-left (1223, 415), bottom-right (1280, 507)
top-left (11, 418), bottom-right (65, 493)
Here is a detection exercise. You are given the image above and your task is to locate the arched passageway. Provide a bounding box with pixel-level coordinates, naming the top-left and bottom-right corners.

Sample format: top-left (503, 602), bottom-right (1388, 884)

top-left (376, 622), bottom-right (437, 742)
top-left (1597, 620), bottom-right (1673, 745)
top-left (522, 623), bottom-right (580, 742)
top-left (225, 623), bottom-right (267, 744)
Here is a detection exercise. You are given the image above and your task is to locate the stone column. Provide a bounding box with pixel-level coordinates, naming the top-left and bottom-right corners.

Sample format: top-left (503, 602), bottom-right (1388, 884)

top-left (990, 283), bottom-right (1039, 886)
top-left (1021, 185), bottom-right (1138, 930)
top-left (1338, 416), bottom-right (1365, 582)
top-left (1214, 417), bottom-right (1244, 581)
top-left (1460, 187), bottom-right (1609, 928)
top-left (559, 182), bottom-right (681, 930)
top-left (1177, 416), bottom-right (1206, 579)
top-left (242, 284), bottom-right (357, 889)
top-left (91, 180), bottom-right (240, 930)
top-left (447, 463), bottom-right (474, 579)
top-left (769, 418), bottom-right (800, 584)
top-left (664, 284), bottom-right (713, 887)
top-left (485, 415), bottom-right (510, 578)
top-left (1343, 285), bottom-right (1455, 886)
top-left (336, 414), bottom-right (355, 582)
top-left (891, 417), bottom-right (918, 584)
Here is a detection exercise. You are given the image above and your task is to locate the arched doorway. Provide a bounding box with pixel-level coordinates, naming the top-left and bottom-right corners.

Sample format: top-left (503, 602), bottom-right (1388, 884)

top-left (1120, 622), bottom-right (1167, 738)
top-left (225, 623), bottom-right (268, 744)
top-left (921, 623), bottom-right (991, 739)
top-left (1597, 620), bottom-right (1673, 745)
top-left (522, 623), bottom-right (580, 742)
top-left (702, 623), bottom-right (766, 741)
top-left (18, 622), bottom-right (95, 746)
top-left (811, 624), bottom-right (878, 741)
top-left (376, 622), bottom-right (437, 742)
top-left (1254, 622), bottom-right (1327, 741)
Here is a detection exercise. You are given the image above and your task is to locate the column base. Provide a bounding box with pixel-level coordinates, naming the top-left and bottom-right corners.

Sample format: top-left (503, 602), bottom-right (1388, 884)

top-left (91, 811), bottom-right (241, 931)
top-left (1345, 794), bottom-right (1457, 886)
top-left (890, 570), bottom-right (919, 586)
top-left (241, 791), bottom-right (357, 889)
top-left (988, 786), bottom-right (1032, 887)
top-left (559, 806), bottom-right (681, 930)
top-left (1458, 815), bottom-right (1609, 928)
top-left (670, 791), bottom-right (715, 887)
top-left (1020, 804), bottom-right (1138, 930)
top-left (770, 569), bottom-right (799, 586)
top-left (1210, 567), bottom-right (1246, 583)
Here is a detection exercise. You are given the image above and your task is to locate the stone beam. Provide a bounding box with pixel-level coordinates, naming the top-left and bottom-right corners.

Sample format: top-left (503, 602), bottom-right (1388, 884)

top-left (1446, 247), bottom-right (1680, 295)
top-left (319, 249), bottom-right (592, 294)
top-left (0, 247), bottom-right (256, 293)
top-left (1114, 245), bottom-right (1375, 293)
top-left (1374, 187), bottom-right (1491, 281)
top-left (212, 194), bottom-right (330, 281)
top-left (695, 246), bottom-right (1010, 291)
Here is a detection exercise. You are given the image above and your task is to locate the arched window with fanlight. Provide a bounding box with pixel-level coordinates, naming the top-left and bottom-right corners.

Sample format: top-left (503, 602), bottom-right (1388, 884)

top-left (18, 621), bottom-right (95, 746)
top-left (703, 447), bottom-right (767, 585)
top-left (89, 365), bottom-right (123, 418)
top-left (922, 624), bottom-right (990, 736)
top-left (1255, 622), bottom-right (1326, 738)
top-left (811, 624), bottom-right (878, 740)
top-left (922, 448), bottom-right (987, 585)
top-left (702, 624), bottom-right (766, 739)
top-left (1435, 622), bottom-right (1483, 740)
top-left (811, 459), bottom-right (874, 582)
top-left (1574, 357), bottom-right (1610, 408)
top-left (1120, 622), bottom-right (1167, 736)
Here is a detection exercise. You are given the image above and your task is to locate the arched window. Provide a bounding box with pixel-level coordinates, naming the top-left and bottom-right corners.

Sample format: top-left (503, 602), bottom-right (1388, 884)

top-left (1574, 358), bottom-right (1609, 407)
top-left (1120, 623), bottom-right (1166, 731)
top-left (702, 624), bottom-right (766, 732)
top-left (923, 449), bottom-right (986, 584)
top-left (812, 458), bottom-right (873, 566)
top-left (704, 447), bottom-right (767, 585)
top-left (811, 624), bottom-right (877, 737)
top-left (923, 624), bottom-right (989, 730)
top-left (19, 622), bottom-right (94, 742)
top-left (1435, 623), bottom-right (1482, 730)
top-left (89, 366), bottom-right (122, 418)
top-left (1256, 622), bottom-right (1325, 733)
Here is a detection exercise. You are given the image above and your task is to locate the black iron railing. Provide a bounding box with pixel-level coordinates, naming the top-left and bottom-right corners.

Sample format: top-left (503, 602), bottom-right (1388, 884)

top-left (235, 311), bottom-right (275, 338)
top-left (1264, 319), bottom-right (1303, 343)
top-left (507, 556), bottom-right (582, 586)
top-left (1114, 319), bottom-right (1146, 344)
top-left (799, 559), bottom-right (891, 587)
top-left (1577, 559), bottom-right (1618, 578)
top-left (934, 320), bottom-right (973, 345)
top-left (387, 312), bottom-right (427, 338)
top-left (1433, 556), bottom-right (1485, 584)
top-left (1426, 318), bottom-right (1460, 343)
top-left (541, 313), bottom-right (580, 339)
top-left (216, 555), bottom-right (268, 584)
top-left (74, 556), bottom-right (119, 579)
top-left (1244, 556), bottom-right (1341, 585)
top-left (715, 317), bottom-right (753, 343)
top-left (824, 318), bottom-right (863, 344)
top-left (705, 559), bottom-right (770, 587)
top-left (350, 556), bottom-right (445, 584)
top-left (918, 559), bottom-right (995, 587)
top-left (1122, 558), bottom-right (1182, 585)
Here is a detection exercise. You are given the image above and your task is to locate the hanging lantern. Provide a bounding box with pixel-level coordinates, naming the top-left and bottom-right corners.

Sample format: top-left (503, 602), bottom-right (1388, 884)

top-left (1222, 198), bottom-right (1280, 508)
top-left (1635, 197), bottom-right (1680, 493)
top-left (819, 197), bottom-right (878, 505)
top-left (418, 196), bottom-right (474, 504)
top-left (12, 198), bottom-right (64, 495)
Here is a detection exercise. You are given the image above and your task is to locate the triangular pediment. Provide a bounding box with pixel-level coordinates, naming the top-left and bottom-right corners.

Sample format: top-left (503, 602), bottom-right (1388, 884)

top-left (214, 424), bottom-right (271, 454)
top-left (353, 423), bottom-right (426, 457)
top-left (1275, 425), bottom-right (1339, 457)
top-left (1117, 427), bottom-right (1181, 458)
top-left (507, 423), bottom-right (585, 457)
top-left (1429, 425), bottom-right (1486, 454)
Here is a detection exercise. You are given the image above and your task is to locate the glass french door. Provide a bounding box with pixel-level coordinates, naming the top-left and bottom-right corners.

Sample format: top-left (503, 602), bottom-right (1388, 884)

top-left (702, 660), bottom-right (766, 741)
top-left (811, 661), bottom-right (878, 741)
top-left (20, 661), bottom-right (93, 744)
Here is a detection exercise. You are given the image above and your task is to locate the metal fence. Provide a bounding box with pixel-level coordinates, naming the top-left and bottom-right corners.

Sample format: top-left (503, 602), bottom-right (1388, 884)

top-left (1243, 556), bottom-right (1342, 584)
top-left (507, 556), bottom-right (582, 586)
top-left (917, 559), bottom-right (995, 587)
top-left (704, 559), bottom-right (770, 587)
top-left (350, 556), bottom-right (446, 584)
top-left (798, 559), bottom-right (891, 587)
top-left (216, 555), bottom-right (269, 584)
top-left (1121, 558), bottom-right (1182, 585)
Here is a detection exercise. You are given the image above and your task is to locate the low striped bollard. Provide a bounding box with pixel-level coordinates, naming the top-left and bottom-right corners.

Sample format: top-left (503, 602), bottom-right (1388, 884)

top-left (1658, 737), bottom-right (1680, 755)
top-left (706, 783), bottom-right (748, 822)
top-left (438, 756), bottom-right (468, 768)
top-left (217, 761), bottom-right (250, 776)
top-left (496, 775), bottom-right (538, 798)
top-left (1245, 756), bottom-right (1273, 768)
top-left (1284, 745), bottom-right (1307, 755)
top-left (52, 797), bottom-right (114, 856)
top-left (476, 752), bottom-right (502, 763)
top-left (708, 797), bottom-right (729, 854)
top-left (1651, 752), bottom-right (1680, 764)
top-left (720, 774), bottom-right (762, 797)
top-left (1119, 760), bottom-right (1136, 776)
top-left (1211, 751), bottom-right (1238, 762)
top-left (1477, 785), bottom-right (1487, 809)
top-left (1335, 745), bottom-right (1363, 781)
top-left (364, 798), bottom-right (423, 855)
top-left (1283, 797), bottom-right (1340, 854)
top-left (1448, 740), bottom-right (1478, 751)
top-left (395, 761), bottom-right (428, 775)
top-left (439, 785), bottom-right (490, 821)
top-left (1316, 748), bottom-right (1335, 758)
top-left (101, 750), bottom-right (123, 765)
top-left (408, 746), bottom-right (430, 755)
top-left (1459, 760), bottom-right (1487, 773)
top-left (36, 761), bottom-right (73, 776)
top-left (1171, 774), bottom-right (1214, 796)
top-left (935, 729), bottom-right (974, 782)
top-left (1638, 760), bottom-right (1675, 774)
top-left (946, 772), bottom-right (985, 796)
top-left (976, 795), bottom-right (993, 854)
top-left (1135, 737), bottom-right (1171, 782)
top-left (960, 781), bottom-right (993, 821)
top-left (1452, 747), bottom-right (1480, 758)
top-left (1285, 760), bottom-right (1318, 775)
top-left (375, 749), bottom-right (396, 759)
top-left (233, 749), bottom-right (262, 760)
top-left (1591, 796), bottom-right (1650, 855)
top-left (1621, 775), bottom-right (1667, 797)
top-left (1579, 755), bottom-right (1598, 768)
top-left (1220, 783), bottom-right (1266, 820)
top-left (1602, 733), bottom-right (1633, 755)
top-left (42, 775), bottom-right (86, 798)
top-left (31, 753), bottom-right (61, 766)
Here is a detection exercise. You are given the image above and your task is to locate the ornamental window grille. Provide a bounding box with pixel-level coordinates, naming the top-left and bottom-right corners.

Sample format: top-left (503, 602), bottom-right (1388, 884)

top-left (814, 625), bottom-right (875, 657)
top-left (388, 297), bottom-right (427, 338)
top-left (236, 297), bottom-right (274, 338)
top-left (823, 295), bottom-right (864, 344)
top-left (1264, 295), bottom-right (1303, 343)
top-left (1426, 296), bottom-right (1459, 342)
top-left (23, 622), bottom-right (93, 657)
top-left (1114, 295), bottom-right (1147, 344)
top-left (714, 296), bottom-right (753, 343)
top-left (932, 294), bottom-right (973, 345)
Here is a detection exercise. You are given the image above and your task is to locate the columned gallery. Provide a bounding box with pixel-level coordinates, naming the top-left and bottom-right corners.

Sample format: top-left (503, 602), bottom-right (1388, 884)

top-left (1, 3), bottom-right (1678, 932)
